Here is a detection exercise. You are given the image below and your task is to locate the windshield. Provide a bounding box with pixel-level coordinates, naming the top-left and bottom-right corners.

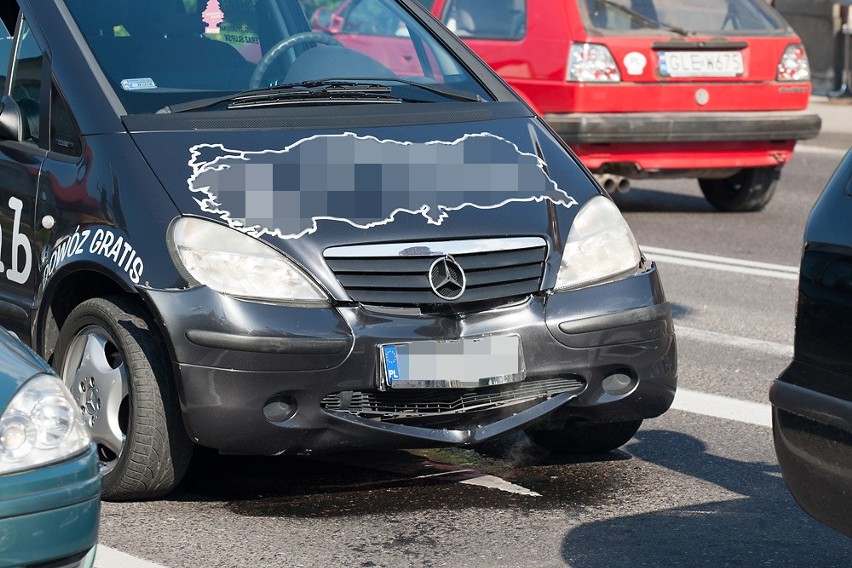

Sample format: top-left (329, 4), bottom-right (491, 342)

top-left (581, 0), bottom-right (786, 35)
top-left (63, 0), bottom-right (490, 114)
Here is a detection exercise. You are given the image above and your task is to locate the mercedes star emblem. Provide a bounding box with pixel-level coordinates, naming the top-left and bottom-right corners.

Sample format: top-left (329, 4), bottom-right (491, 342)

top-left (428, 255), bottom-right (466, 301)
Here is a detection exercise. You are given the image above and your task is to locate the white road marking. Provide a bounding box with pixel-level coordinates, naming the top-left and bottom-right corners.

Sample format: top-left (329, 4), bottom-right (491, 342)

top-left (675, 325), bottom-right (794, 358)
top-left (460, 474), bottom-right (542, 497)
top-left (415, 469), bottom-right (476, 479)
top-left (671, 388), bottom-right (772, 428)
top-left (794, 144), bottom-right (848, 158)
top-left (95, 545), bottom-right (169, 568)
top-left (642, 246), bottom-right (799, 281)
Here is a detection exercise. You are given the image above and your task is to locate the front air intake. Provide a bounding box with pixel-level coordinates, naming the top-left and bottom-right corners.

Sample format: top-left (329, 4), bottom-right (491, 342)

top-left (321, 376), bottom-right (585, 422)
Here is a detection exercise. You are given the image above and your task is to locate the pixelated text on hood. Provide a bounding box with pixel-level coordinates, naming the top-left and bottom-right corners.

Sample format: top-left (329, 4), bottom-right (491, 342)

top-left (187, 132), bottom-right (578, 239)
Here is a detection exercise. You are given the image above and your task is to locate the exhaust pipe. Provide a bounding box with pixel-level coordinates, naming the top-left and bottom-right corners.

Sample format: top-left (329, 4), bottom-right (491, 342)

top-left (596, 174), bottom-right (617, 193)
top-left (595, 174), bottom-right (631, 194)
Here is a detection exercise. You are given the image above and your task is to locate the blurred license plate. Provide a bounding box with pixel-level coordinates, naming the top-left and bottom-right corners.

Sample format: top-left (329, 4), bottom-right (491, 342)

top-left (380, 335), bottom-right (525, 389)
top-left (659, 51), bottom-right (744, 77)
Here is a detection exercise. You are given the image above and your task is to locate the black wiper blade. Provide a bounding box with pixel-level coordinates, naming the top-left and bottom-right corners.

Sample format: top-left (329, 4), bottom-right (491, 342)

top-left (377, 78), bottom-right (485, 102)
top-left (158, 94), bottom-right (232, 114)
top-left (249, 78), bottom-right (483, 103)
top-left (157, 78), bottom-right (482, 113)
top-left (158, 81), bottom-right (400, 113)
top-left (598, 0), bottom-right (691, 36)
top-left (228, 82), bottom-right (400, 108)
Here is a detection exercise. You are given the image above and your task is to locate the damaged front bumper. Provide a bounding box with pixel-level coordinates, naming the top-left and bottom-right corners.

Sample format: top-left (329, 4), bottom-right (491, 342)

top-left (144, 264), bottom-right (677, 455)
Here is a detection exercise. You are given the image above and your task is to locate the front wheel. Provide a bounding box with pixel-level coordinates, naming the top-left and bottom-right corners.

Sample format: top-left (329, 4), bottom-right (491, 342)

top-left (56, 296), bottom-right (193, 500)
top-left (698, 166), bottom-right (781, 212)
top-left (527, 419), bottom-right (643, 454)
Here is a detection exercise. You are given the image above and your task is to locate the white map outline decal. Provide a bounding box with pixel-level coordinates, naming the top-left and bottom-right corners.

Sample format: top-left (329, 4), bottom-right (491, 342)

top-left (187, 132), bottom-right (577, 240)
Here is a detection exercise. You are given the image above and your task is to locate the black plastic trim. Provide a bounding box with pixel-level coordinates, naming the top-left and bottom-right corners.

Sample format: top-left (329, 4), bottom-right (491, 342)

top-left (185, 329), bottom-right (350, 355)
top-left (770, 379), bottom-right (852, 435)
top-left (651, 41), bottom-right (749, 50)
top-left (326, 391), bottom-right (577, 445)
top-left (558, 302), bottom-right (671, 335)
top-left (122, 101), bottom-right (532, 132)
top-left (0, 299), bottom-right (28, 321)
top-left (543, 111), bottom-right (822, 144)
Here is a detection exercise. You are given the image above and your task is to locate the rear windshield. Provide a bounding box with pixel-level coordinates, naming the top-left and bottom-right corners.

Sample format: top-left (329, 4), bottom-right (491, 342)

top-left (439, 0), bottom-right (527, 40)
top-left (581, 0), bottom-right (787, 35)
top-left (63, 0), bottom-right (490, 114)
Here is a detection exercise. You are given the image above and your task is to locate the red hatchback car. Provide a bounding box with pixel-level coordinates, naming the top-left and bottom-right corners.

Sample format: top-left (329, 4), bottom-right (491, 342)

top-left (417, 0), bottom-right (821, 212)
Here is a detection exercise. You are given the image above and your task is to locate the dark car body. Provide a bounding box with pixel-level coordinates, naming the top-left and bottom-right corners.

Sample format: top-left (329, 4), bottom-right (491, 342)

top-left (771, 149), bottom-right (852, 538)
top-left (0, 0), bottom-right (676, 500)
top-left (0, 326), bottom-right (100, 568)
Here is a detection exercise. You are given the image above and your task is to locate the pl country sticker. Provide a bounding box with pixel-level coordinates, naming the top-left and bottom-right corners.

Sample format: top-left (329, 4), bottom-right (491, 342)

top-left (187, 132), bottom-right (577, 240)
top-left (623, 52), bottom-right (647, 76)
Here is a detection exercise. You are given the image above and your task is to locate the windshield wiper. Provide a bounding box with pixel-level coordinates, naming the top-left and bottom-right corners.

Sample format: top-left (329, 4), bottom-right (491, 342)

top-left (597, 0), bottom-right (691, 36)
top-left (275, 78), bottom-right (484, 103)
top-left (158, 81), bottom-right (402, 114)
top-left (157, 78), bottom-right (483, 114)
top-left (367, 77), bottom-right (485, 102)
top-left (231, 81), bottom-right (405, 109)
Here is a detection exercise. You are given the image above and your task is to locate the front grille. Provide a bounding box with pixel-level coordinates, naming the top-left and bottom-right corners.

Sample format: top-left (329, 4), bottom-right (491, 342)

top-left (320, 376), bottom-right (585, 422)
top-left (323, 237), bottom-right (548, 305)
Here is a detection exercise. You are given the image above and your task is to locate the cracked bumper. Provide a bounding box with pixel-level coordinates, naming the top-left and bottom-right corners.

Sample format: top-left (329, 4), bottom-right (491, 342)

top-left (146, 265), bottom-right (677, 455)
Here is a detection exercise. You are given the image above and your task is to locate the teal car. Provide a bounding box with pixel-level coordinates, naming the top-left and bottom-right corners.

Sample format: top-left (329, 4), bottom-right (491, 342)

top-left (0, 327), bottom-right (100, 568)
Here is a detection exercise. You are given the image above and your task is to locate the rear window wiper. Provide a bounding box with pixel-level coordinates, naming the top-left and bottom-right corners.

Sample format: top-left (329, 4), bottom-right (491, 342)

top-left (157, 78), bottom-right (483, 113)
top-left (157, 81), bottom-right (403, 113)
top-left (596, 0), bottom-right (691, 36)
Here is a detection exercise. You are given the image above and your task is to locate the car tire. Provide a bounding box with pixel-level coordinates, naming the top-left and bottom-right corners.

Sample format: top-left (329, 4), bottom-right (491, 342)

top-left (527, 419), bottom-right (643, 454)
top-left (56, 296), bottom-right (193, 501)
top-left (698, 166), bottom-right (781, 212)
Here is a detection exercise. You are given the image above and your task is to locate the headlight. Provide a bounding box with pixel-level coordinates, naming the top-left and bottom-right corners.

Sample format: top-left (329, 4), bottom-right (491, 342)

top-left (0, 375), bottom-right (92, 474)
top-left (171, 217), bottom-right (329, 303)
top-left (554, 196), bottom-right (641, 291)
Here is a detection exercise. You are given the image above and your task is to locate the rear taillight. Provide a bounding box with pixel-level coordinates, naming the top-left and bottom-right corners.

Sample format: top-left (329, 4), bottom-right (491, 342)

top-left (567, 43), bottom-right (621, 82)
top-left (777, 43), bottom-right (810, 82)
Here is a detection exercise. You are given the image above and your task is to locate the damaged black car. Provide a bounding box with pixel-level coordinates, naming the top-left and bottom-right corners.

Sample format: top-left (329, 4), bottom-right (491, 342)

top-left (0, 0), bottom-right (676, 500)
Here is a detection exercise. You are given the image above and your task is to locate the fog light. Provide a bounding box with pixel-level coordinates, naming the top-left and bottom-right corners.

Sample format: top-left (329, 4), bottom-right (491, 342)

top-left (263, 395), bottom-right (297, 423)
top-left (601, 373), bottom-right (636, 396)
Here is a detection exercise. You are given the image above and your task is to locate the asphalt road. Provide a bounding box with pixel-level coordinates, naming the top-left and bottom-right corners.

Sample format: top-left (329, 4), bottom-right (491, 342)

top-left (94, 99), bottom-right (852, 568)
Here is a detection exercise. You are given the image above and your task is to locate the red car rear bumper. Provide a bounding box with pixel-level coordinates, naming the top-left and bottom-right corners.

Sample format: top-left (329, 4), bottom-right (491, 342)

top-left (544, 110), bottom-right (821, 175)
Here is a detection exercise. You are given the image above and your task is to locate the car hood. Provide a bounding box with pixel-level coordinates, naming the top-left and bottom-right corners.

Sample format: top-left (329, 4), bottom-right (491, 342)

top-left (125, 105), bottom-right (599, 295)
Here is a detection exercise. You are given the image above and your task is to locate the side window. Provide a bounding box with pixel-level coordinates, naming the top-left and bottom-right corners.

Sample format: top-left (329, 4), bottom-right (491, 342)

top-left (442, 0), bottom-right (526, 40)
top-left (50, 86), bottom-right (81, 157)
top-left (10, 18), bottom-right (44, 145)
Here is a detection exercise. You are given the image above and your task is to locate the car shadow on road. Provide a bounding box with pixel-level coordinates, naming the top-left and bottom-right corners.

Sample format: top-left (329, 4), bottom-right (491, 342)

top-left (561, 429), bottom-right (852, 568)
top-left (172, 435), bottom-right (638, 517)
top-left (610, 186), bottom-right (716, 213)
